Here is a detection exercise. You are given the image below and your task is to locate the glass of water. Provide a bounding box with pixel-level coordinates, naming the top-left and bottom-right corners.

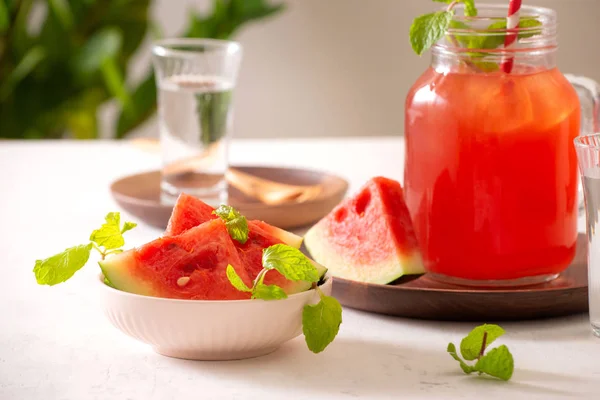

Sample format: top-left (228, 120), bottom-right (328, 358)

top-left (152, 38), bottom-right (242, 206)
top-left (574, 133), bottom-right (600, 337)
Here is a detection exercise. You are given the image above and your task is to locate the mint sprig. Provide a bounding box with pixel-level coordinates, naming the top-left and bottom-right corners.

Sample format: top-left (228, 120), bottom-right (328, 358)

top-left (213, 205), bottom-right (249, 244)
top-left (410, 0), bottom-right (542, 64)
top-left (434, 0), bottom-right (477, 18)
top-left (33, 244), bottom-right (93, 286)
top-left (410, 11), bottom-right (454, 56)
top-left (34, 212), bottom-right (136, 285)
top-left (226, 243), bottom-right (343, 354)
top-left (410, 0), bottom-right (477, 55)
top-left (302, 289), bottom-right (343, 353)
top-left (447, 324), bottom-right (514, 381)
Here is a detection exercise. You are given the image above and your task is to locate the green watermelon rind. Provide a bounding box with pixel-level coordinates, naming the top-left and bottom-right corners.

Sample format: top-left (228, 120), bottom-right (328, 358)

top-left (99, 251), bottom-right (158, 297)
top-left (278, 259), bottom-right (327, 295)
top-left (303, 223), bottom-right (424, 285)
top-left (99, 249), bottom-right (328, 298)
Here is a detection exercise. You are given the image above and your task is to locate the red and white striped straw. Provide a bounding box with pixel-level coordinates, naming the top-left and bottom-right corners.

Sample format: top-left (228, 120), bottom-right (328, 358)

top-left (501, 0), bottom-right (522, 73)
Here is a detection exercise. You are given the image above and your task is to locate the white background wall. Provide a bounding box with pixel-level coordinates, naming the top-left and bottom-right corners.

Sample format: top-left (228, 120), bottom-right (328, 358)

top-left (128, 0), bottom-right (600, 139)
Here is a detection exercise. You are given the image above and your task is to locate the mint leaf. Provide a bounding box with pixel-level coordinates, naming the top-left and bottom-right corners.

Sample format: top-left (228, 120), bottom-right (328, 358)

top-left (226, 264), bottom-right (251, 292)
top-left (461, 0), bottom-right (477, 17)
top-left (472, 61), bottom-right (500, 72)
top-left (90, 212), bottom-right (136, 250)
top-left (474, 345), bottom-right (514, 381)
top-left (213, 205), bottom-right (248, 244)
top-left (410, 11), bottom-right (453, 55)
top-left (460, 324), bottom-right (505, 361)
top-left (253, 283), bottom-right (288, 300)
top-left (433, 0), bottom-right (477, 17)
top-left (478, 17), bottom-right (543, 50)
top-left (121, 221), bottom-right (137, 234)
top-left (447, 343), bottom-right (475, 374)
top-left (448, 324), bottom-right (514, 381)
top-left (33, 244), bottom-right (93, 285)
top-left (448, 19), bottom-right (476, 48)
top-left (262, 244), bottom-right (319, 282)
top-left (302, 292), bottom-right (342, 353)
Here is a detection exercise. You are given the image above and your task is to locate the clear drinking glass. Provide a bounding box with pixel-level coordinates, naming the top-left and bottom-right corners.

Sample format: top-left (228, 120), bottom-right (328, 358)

top-left (152, 38), bottom-right (242, 206)
top-left (575, 134), bottom-right (600, 337)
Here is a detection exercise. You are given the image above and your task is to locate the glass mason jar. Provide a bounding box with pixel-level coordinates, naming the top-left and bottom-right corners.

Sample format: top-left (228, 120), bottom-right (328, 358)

top-left (404, 4), bottom-right (588, 286)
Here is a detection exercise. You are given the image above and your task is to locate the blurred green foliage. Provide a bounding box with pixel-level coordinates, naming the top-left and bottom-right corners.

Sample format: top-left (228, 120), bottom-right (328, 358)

top-left (0, 0), bottom-right (284, 139)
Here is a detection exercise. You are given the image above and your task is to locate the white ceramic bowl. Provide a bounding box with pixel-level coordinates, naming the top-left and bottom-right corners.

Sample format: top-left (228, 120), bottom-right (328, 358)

top-left (98, 274), bottom-right (332, 361)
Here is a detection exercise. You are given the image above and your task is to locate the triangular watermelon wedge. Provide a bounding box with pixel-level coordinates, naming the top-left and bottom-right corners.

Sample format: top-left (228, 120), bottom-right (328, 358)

top-left (162, 193), bottom-right (323, 294)
top-left (100, 219), bottom-right (253, 300)
top-left (165, 193), bottom-right (302, 248)
top-left (165, 193), bottom-right (218, 236)
top-left (237, 221), bottom-right (326, 294)
top-left (304, 177), bottom-right (425, 284)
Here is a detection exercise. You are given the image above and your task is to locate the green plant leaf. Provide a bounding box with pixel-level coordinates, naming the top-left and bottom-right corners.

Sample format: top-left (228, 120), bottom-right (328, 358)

top-left (48, 0), bottom-right (73, 30)
top-left (410, 11), bottom-right (453, 55)
top-left (71, 27), bottom-right (123, 79)
top-left (302, 293), bottom-right (342, 353)
top-left (262, 244), bottom-right (320, 282)
top-left (447, 19), bottom-right (475, 48)
top-left (0, 0), bottom-right (9, 33)
top-left (186, 0), bottom-right (285, 39)
top-left (432, 0), bottom-right (476, 17)
top-left (253, 283), bottom-right (288, 300)
top-left (115, 72), bottom-right (157, 138)
top-left (89, 212), bottom-right (136, 250)
top-left (101, 57), bottom-right (132, 111)
top-left (11, 0), bottom-right (34, 57)
top-left (213, 205), bottom-right (249, 244)
top-left (104, 0), bottom-right (150, 58)
top-left (477, 18), bottom-right (543, 50)
top-left (0, 46), bottom-right (46, 101)
top-left (64, 89), bottom-right (106, 139)
top-left (121, 222), bottom-right (137, 234)
top-left (460, 324), bottom-right (505, 361)
top-left (66, 107), bottom-right (97, 139)
top-left (34, 244), bottom-right (93, 285)
top-left (447, 343), bottom-right (475, 374)
top-left (226, 264), bottom-right (252, 292)
top-left (474, 345), bottom-right (514, 381)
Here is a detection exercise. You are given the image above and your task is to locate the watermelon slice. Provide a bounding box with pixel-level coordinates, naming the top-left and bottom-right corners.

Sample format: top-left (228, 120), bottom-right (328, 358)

top-left (100, 219), bottom-right (253, 300)
top-left (304, 177), bottom-right (425, 284)
top-left (163, 193), bottom-right (323, 294)
top-left (165, 193), bottom-right (218, 236)
top-left (237, 222), bottom-right (327, 294)
top-left (165, 193), bottom-right (303, 248)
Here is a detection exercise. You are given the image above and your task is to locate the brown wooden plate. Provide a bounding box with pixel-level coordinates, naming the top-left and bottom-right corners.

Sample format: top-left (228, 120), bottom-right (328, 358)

top-left (110, 166), bottom-right (348, 230)
top-left (330, 234), bottom-right (588, 321)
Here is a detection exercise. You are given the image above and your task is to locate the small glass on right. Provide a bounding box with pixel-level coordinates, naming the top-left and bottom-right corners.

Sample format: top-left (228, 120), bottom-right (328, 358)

top-left (574, 134), bottom-right (600, 338)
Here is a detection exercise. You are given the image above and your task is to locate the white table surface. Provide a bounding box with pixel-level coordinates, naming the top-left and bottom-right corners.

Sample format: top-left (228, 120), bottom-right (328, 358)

top-left (1, 138), bottom-right (598, 400)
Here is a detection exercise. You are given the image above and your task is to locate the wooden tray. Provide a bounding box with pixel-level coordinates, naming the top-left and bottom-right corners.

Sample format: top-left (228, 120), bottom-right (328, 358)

top-left (330, 234), bottom-right (589, 321)
top-left (110, 166), bottom-right (348, 230)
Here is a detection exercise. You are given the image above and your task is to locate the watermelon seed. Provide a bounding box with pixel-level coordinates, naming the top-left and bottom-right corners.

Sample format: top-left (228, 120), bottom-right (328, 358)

top-left (177, 276), bottom-right (191, 287)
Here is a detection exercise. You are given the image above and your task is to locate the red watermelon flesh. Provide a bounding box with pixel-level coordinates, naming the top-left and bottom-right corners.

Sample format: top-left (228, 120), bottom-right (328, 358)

top-left (99, 219), bottom-right (253, 300)
top-left (164, 193), bottom-right (303, 248)
top-left (162, 193), bottom-right (319, 294)
top-left (304, 176), bottom-right (425, 284)
top-left (165, 193), bottom-right (217, 236)
top-left (236, 223), bottom-right (323, 294)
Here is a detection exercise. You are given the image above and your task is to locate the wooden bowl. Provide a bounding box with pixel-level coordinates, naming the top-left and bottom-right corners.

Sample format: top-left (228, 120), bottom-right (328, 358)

top-left (110, 166), bottom-right (348, 230)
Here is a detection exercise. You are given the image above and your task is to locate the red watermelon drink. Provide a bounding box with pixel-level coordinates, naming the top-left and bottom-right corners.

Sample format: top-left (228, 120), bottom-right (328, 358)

top-left (404, 4), bottom-right (580, 285)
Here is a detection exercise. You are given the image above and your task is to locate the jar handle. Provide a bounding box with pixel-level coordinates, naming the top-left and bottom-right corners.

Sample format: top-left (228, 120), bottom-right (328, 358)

top-left (565, 74), bottom-right (600, 215)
